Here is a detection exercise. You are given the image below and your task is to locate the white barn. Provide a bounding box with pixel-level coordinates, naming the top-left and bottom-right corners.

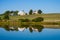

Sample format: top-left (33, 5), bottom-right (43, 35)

top-left (33, 10), bottom-right (38, 14)
top-left (18, 11), bottom-right (26, 15)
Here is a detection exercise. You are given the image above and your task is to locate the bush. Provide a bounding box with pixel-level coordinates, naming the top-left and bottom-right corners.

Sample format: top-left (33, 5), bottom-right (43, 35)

top-left (3, 14), bottom-right (9, 20)
top-left (0, 17), bottom-right (2, 20)
top-left (19, 19), bottom-right (30, 22)
top-left (32, 17), bottom-right (44, 22)
top-left (24, 19), bottom-right (30, 22)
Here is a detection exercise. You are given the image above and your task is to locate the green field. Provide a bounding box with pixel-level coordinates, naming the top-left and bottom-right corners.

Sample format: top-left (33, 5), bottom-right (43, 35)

top-left (0, 13), bottom-right (60, 22)
top-left (0, 13), bottom-right (60, 25)
top-left (9, 13), bottom-right (60, 22)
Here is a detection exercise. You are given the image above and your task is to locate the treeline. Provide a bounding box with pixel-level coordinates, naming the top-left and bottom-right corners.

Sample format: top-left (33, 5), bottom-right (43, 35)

top-left (0, 9), bottom-right (42, 15)
top-left (0, 9), bottom-right (43, 22)
top-left (0, 24), bottom-right (44, 32)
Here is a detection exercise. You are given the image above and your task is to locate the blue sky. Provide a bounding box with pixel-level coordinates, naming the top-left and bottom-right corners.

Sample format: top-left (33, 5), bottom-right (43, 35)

top-left (0, 0), bottom-right (60, 14)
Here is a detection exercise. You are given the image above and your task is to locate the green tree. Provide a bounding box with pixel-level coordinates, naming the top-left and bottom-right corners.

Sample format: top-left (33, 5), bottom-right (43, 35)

top-left (14, 11), bottom-right (18, 15)
top-left (3, 11), bottom-right (10, 20)
top-left (29, 9), bottom-right (33, 15)
top-left (10, 11), bottom-right (18, 16)
top-left (3, 14), bottom-right (9, 20)
top-left (25, 13), bottom-right (27, 15)
top-left (4, 10), bottom-right (10, 15)
top-left (38, 9), bottom-right (42, 14)
top-left (10, 11), bottom-right (14, 13)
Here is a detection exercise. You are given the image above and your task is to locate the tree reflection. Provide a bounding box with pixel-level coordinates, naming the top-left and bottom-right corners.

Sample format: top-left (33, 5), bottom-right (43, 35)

top-left (0, 24), bottom-right (18, 31)
top-left (29, 27), bottom-right (33, 33)
top-left (3, 25), bottom-right (10, 31)
top-left (29, 25), bottom-right (44, 32)
top-left (0, 24), bottom-right (44, 32)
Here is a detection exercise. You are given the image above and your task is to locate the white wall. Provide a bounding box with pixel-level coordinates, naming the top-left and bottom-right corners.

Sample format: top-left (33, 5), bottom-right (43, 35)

top-left (18, 11), bottom-right (26, 15)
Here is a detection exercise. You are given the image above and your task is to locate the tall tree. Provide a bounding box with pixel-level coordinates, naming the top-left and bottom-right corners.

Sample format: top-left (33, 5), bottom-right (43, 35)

top-left (29, 9), bottom-right (33, 15)
top-left (38, 9), bottom-right (42, 14)
top-left (14, 11), bottom-right (18, 15)
top-left (10, 11), bottom-right (14, 13)
top-left (3, 14), bottom-right (9, 20)
top-left (10, 11), bottom-right (18, 16)
top-left (4, 10), bottom-right (10, 15)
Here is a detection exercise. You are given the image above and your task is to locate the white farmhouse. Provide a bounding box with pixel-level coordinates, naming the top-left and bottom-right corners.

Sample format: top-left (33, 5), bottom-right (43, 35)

top-left (33, 10), bottom-right (38, 14)
top-left (10, 13), bottom-right (14, 16)
top-left (18, 10), bottom-right (26, 15)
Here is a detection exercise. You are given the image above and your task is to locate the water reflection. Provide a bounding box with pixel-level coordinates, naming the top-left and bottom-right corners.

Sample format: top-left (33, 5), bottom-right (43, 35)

top-left (0, 24), bottom-right (44, 32)
top-left (0, 24), bottom-right (60, 33)
top-left (0, 25), bottom-right (18, 31)
top-left (29, 25), bottom-right (44, 32)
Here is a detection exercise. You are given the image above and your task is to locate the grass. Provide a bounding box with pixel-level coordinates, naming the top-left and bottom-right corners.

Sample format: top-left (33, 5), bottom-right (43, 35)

top-left (0, 21), bottom-right (60, 25)
top-left (0, 13), bottom-right (60, 20)
top-left (0, 13), bottom-right (60, 25)
top-left (8, 14), bottom-right (60, 23)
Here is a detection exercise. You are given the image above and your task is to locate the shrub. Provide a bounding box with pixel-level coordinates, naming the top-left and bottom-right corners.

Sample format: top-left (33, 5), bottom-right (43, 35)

top-left (32, 17), bottom-right (44, 22)
top-left (19, 19), bottom-right (30, 22)
top-left (3, 14), bottom-right (9, 20)
top-left (0, 17), bottom-right (2, 20)
top-left (24, 19), bottom-right (30, 22)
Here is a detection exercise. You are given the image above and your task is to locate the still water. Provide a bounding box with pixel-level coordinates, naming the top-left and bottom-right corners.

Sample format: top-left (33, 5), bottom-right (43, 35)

top-left (0, 25), bottom-right (60, 40)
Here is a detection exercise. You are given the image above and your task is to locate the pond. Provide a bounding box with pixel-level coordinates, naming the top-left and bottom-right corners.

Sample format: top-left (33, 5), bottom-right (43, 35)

top-left (0, 24), bottom-right (60, 40)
